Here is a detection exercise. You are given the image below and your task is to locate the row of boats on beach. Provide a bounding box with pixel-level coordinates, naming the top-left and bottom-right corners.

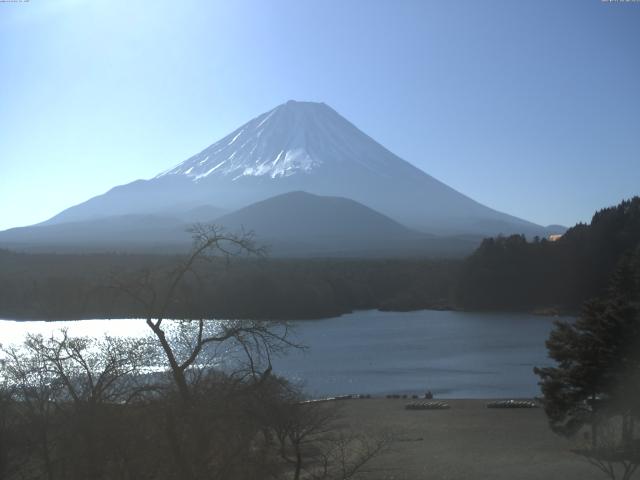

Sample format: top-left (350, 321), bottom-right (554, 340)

top-left (300, 395), bottom-right (539, 410)
top-left (404, 399), bottom-right (538, 410)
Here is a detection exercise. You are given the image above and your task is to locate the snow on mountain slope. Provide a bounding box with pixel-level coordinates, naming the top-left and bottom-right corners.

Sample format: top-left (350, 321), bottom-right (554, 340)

top-left (156, 100), bottom-right (400, 181)
top-left (40, 100), bottom-right (548, 237)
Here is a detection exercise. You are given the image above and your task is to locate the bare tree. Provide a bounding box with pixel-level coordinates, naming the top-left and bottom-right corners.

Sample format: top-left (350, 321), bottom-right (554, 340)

top-left (0, 224), bottom-right (392, 480)
top-left (2, 339), bottom-right (62, 480)
top-left (106, 224), bottom-right (310, 480)
top-left (267, 391), bottom-right (392, 480)
top-left (573, 416), bottom-right (640, 480)
top-left (109, 224), bottom-right (298, 402)
top-left (0, 361), bottom-right (30, 480)
top-left (20, 331), bottom-right (154, 406)
top-left (1, 331), bottom-right (155, 480)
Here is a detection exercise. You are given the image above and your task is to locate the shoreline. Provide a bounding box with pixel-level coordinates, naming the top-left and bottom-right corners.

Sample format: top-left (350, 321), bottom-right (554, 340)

top-left (0, 305), bottom-right (577, 323)
top-left (338, 398), bottom-right (603, 480)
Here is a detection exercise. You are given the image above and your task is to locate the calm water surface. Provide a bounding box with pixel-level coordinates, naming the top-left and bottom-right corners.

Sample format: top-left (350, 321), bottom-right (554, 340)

top-left (0, 310), bottom-right (564, 398)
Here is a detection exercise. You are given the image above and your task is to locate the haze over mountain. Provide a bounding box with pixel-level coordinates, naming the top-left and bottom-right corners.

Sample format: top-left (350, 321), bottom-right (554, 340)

top-left (0, 192), bottom-right (481, 257)
top-left (41, 100), bottom-right (557, 236)
top-left (0, 214), bottom-right (190, 253)
top-left (212, 191), bottom-right (478, 257)
top-left (0, 100), bottom-right (565, 255)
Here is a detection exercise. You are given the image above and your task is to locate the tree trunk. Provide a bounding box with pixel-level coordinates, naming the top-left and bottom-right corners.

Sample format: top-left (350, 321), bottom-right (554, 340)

top-left (591, 393), bottom-right (598, 449)
top-left (147, 320), bottom-right (191, 403)
top-left (622, 411), bottom-right (633, 447)
top-left (294, 446), bottom-right (302, 480)
top-left (165, 410), bottom-right (195, 480)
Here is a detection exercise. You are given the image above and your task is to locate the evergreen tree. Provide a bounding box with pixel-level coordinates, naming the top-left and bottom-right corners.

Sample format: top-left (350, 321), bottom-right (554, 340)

top-left (534, 248), bottom-right (640, 449)
top-left (457, 196), bottom-right (640, 312)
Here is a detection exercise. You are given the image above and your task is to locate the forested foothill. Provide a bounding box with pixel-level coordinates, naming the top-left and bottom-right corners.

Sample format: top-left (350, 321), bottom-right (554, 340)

top-left (455, 197), bottom-right (640, 314)
top-left (533, 247), bottom-right (640, 480)
top-left (0, 197), bottom-right (638, 321)
top-left (0, 252), bottom-right (457, 321)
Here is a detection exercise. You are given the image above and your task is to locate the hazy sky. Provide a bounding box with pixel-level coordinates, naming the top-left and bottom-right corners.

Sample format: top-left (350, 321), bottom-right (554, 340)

top-left (1, 0), bottom-right (639, 231)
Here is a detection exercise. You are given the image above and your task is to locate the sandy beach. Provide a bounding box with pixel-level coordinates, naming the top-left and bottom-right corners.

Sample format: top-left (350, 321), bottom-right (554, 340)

top-left (338, 399), bottom-right (607, 480)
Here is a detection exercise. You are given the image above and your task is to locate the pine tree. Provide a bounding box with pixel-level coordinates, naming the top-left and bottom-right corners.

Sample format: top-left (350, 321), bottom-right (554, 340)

top-left (534, 248), bottom-right (640, 448)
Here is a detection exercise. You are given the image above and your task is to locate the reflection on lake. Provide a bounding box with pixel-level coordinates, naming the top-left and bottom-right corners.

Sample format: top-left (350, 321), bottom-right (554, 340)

top-left (0, 310), bottom-right (564, 398)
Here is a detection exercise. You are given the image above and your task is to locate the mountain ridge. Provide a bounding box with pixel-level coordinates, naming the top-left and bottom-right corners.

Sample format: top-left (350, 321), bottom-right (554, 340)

top-left (0, 191), bottom-right (481, 257)
top-left (27, 100), bottom-right (558, 239)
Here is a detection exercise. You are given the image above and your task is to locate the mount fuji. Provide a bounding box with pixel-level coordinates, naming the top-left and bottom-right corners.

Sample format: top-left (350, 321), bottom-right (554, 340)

top-left (1, 100), bottom-right (561, 254)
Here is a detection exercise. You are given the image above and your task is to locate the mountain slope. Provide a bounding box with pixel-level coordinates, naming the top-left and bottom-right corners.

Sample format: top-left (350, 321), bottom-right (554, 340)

top-left (42, 100), bottom-right (548, 237)
top-left (0, 191), bottom-right (482, 257)
top-left (217, 191), bottom-right (418, 238)
top-left (214, 191), bottom-right (428, 255)
top-left (0, 214), bottom-right (191, 253)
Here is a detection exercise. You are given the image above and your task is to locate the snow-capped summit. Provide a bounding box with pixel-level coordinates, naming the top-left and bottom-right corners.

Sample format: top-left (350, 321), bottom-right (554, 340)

top-left (157, 100), bottom-right (402, 182)
top-left (38, 100), bottom-right (551, 237)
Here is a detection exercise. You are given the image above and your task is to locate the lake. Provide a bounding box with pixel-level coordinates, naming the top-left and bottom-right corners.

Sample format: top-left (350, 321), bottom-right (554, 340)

top-left (0, 310), bottom-right (564, 399)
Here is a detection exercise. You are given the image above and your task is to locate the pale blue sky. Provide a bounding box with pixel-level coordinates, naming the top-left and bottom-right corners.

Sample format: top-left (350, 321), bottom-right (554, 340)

top-left (1, 0), bottom-right (639, 231)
